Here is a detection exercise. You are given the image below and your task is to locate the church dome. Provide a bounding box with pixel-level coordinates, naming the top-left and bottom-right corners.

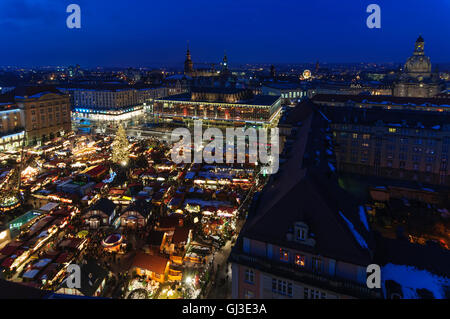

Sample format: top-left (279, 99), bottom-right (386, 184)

top-left (404, 55), bottom-right (431, 74)
top-left (403, 35), bottom-right (432, 78)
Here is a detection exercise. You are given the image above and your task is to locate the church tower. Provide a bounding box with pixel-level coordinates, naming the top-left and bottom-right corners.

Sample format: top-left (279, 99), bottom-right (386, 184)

top-left (393, 35), bottom-right (443, 98)
top-left (184, 42), bottom-right (194, 75)
top-left (222, 52), bottom-right (229, 72)
top-left (220, 51), bottom-right (231, 78)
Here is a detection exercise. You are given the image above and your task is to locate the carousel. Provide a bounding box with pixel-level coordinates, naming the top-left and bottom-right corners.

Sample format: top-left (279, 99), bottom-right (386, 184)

top-left (0, 195), bottom-right (20, 212)
top-left (102, 233), bottom-right (124, 252)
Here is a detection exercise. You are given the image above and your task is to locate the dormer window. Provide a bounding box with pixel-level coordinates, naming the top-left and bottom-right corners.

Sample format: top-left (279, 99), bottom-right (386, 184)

top-left (294, 222), bottom-right (308, 242)
top-left (296, 228), bottom-right (306, 241)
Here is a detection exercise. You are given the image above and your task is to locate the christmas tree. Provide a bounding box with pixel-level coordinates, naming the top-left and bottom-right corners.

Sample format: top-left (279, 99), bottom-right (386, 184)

top-left (111, 124), bottom-right (130, 166)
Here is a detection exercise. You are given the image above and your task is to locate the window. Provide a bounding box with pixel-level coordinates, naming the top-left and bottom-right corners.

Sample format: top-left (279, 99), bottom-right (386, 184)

top-left (244, 269), bottom-right (254, 284)
top-left (296, 228), bottom-right (305, 241)
top-left (295, 254), bottom-right (305, 267)
top-left (312, 257), bottom-right (323, 273)
top-left (304, 288), bottom-right (326, 299)
top-left (279, 249), bottom-right (289, 262)
top-left (388, 128), bottom-right (397, 133)
top-left (244, 290), bottom-right (254, 299)
top-left (272, 278), bottom-right (292, 297)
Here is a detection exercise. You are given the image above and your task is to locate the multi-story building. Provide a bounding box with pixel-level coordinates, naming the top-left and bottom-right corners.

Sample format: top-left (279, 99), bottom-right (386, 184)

top-left (0, 102), bottom-right (25, 151)
top-left (393, 36), bottom-right (444, 98)
top-left (0, 86), bottom-right (71, 146)
top-left (153, 87), bottom-right (282, 127)
top-left (312, 94), bottom-right (450, 189)
top-left (59, 84), bottom-right (168, 122)
top-left (230, 107), bottom-right (380, 299)
top-left (261, 82), bottom-right (307, 106)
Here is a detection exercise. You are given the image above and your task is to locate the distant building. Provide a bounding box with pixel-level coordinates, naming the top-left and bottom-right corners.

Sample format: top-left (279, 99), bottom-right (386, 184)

top-left (308, 81), bottom-right (392, 97)
top-left (0, 86), bottom-right (71, 146)
top-left (312, 94), bottom-right (450, 188)
top-left (261, 82), bottom-right (307, 106)
top-left (393, 36), bottom-right (444, 98)
top-left (154, 87), bottom-right (282, 127)
top-left (183, 43), bottom-right (220, 78)
top-left (0, 102), bottom-right (25, 151)
top-left (59, 84), bottom-right (168, 123)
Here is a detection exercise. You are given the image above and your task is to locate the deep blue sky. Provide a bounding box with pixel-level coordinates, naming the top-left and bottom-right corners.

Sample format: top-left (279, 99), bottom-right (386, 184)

top-left (0, 0), bottom-right (449, 67)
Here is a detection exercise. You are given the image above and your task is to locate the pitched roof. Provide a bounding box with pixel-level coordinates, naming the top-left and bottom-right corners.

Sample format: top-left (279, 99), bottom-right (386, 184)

top-left (0, 279), bottom-right (49, 299)
top-left (374, 235), bottom-right (450, 278)
top-left (0, 86), bottom-right (65, 101)
top-left (88, 198), bottom-right (116, 216)
top-left (123, 199), bottom-right (152, 218)
top-left (240, 108), bottom-right (374, 266)
top-left (243, 167), bottom-right (373, 265)
top-left (131, 253), bottom-right (169, 274)
top-left (172, 227), bottom-right (191, 244)
top-left (312, 93), bottom-right (450, 106)
top-left (59, 260), bottom-right (108, 297)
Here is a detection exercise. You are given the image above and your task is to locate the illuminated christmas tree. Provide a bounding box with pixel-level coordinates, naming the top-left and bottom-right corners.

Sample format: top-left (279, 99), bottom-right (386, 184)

top-left (111, 124), bottom-right (130, 166)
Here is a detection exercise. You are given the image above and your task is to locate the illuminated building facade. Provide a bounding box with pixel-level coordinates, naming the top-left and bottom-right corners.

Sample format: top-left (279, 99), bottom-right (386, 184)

top-left (153, 88), bottom-right (282, 127)
top-left (0, 87), bottom-right (71, 146)
top-left (313, 94), bottom-right (450, 187)
top-left (59, 84), bottom-right (168, 123)
top-left (261, 83), bottom-right (307, 106)
top-left (393, 36), bottom-right (444, 98)
top-left (0, 103), bottom-right (25, 151)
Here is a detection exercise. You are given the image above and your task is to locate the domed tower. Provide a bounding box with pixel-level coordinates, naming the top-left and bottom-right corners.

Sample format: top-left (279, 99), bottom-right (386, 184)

top-left (393, 35), bottom-right (443, 98)
top-left (184, 42), bottom-right (194, 75)
top-left (403, 35), bottom-right (432, 79)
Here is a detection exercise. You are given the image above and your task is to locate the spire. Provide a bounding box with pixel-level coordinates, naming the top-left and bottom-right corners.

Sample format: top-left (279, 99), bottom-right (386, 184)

top-left (222, 50), bottom-right (228, 70)
top-left (184, 41), bottom-right (194, 74)
top-left (414, 34), bottom-right (425, 55)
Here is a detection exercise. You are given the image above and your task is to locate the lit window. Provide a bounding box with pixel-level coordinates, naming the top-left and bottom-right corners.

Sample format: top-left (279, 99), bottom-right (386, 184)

top-left (279, 249), bottom-right (289, 262)
top-left (295, 254), bottom-right (305, 267)
top-left (244, 290), bottom-right (254, 299)
top-left (244, 269), bottom-right (254, 284)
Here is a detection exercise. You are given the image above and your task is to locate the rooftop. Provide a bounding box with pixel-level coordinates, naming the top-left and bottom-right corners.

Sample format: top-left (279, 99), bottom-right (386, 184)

top-left (157, 92), bottom-right (280, 106)
top-left (312, 93), bottom-right (450, 106)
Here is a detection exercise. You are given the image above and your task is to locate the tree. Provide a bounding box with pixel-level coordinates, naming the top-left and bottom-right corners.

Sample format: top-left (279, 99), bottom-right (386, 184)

top-left (111, 124), bottom-right (130, 166)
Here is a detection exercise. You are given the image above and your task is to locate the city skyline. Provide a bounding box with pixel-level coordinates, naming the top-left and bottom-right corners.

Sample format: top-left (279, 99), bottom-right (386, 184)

top-left (0, 0), bottom-right (449, 67)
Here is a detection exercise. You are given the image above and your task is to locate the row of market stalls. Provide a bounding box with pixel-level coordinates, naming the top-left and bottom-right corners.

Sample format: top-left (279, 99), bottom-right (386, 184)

top-left (82, 197), bottom-right (153, 230)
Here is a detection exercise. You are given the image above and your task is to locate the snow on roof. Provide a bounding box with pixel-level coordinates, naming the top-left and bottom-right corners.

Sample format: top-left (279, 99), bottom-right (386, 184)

top-left (359, 206), bottom-right (369, 231)
top-left (39, 202), bottom-right (59, 212)
top-left (382, 263), bottom-right (450, 299)
top-left (317, 109), bottom-right (330, 123)
top-left (328, 162), bottom-right (336, 172)
top-left (339, 211), bottom-right (368, 249)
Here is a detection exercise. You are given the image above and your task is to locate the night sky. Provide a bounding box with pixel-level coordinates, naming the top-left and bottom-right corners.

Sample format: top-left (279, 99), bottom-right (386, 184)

top-left (0, 0), bottom-right (449, 67)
